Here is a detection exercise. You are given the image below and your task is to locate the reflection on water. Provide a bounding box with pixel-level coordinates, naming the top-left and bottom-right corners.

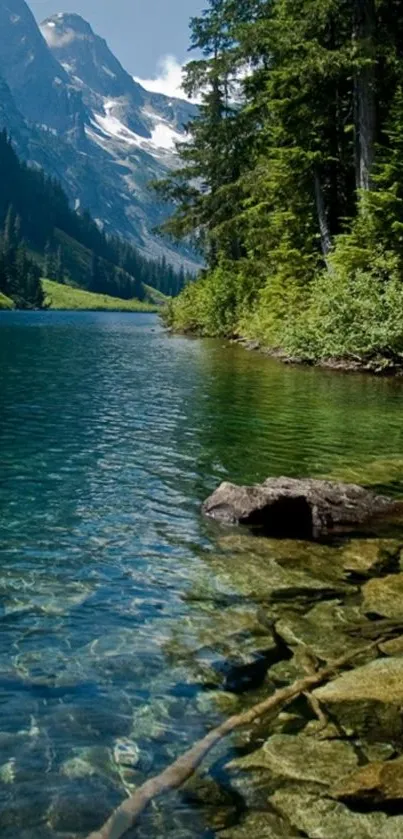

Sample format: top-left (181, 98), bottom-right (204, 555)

top-left (1, 311), bottom-right (403, 837)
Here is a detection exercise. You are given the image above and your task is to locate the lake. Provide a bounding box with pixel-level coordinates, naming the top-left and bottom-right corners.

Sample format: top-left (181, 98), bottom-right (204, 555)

top-left (1, 311), bottom-right (403, 838)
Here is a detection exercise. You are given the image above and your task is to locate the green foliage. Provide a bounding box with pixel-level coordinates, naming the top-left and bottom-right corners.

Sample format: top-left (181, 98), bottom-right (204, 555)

top-left (163, 0), bottom-right (403, 365)
top-left (286, 250), bottom-right (403, 361)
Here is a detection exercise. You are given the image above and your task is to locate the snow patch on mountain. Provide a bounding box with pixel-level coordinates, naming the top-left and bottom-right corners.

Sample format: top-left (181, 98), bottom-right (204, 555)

top-left (150, 122), bottom-right (182, 150)
top-left (92, 99), bottom-right (183, 155)
top-left (93, 102), bottom-right (143, 146)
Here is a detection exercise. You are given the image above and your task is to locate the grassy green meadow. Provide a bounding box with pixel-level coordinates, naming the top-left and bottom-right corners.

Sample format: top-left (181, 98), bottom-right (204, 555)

top-left (0, 292), bottom-right (14, 310)
top-left (42, 279), bottom-right (159, 312)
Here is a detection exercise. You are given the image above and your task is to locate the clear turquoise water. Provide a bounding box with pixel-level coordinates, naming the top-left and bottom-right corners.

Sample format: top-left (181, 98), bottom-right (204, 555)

top-left (1, 311), bottom-right (403, 837)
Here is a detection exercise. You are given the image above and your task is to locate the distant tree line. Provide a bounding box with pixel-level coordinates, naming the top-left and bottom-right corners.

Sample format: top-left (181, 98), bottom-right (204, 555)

top-left (0, 130), bottom-right (191, 308)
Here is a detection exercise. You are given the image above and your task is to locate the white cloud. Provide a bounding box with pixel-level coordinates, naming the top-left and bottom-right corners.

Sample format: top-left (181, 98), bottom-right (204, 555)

top-left (134, 55), bottom-right (199, 103)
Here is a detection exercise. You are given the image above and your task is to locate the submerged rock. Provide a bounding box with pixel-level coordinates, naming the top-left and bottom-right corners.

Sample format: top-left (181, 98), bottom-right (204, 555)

top-left (275, 600), bottom-right (366, 663)
top-left (195, 690), bottom-right (240, 717)
top-left (332, 756), bottom-right (403, 804)
top-left (203, 477), bottom-right (396, 539)
top-left (379, 635), bottom-right (403, 656)
top-left (47, 776), bottom-right (121, 833)
top-left (313, 657), bottom-right (403, 743)
top-left (61, 746), bottom-right (116, 783)
top-left (362, 573), bottom-right (403, 618)
top-left (163, 604), bottom-right (279, 691)
top-left (340, 540), bottom-right (402, 577)
top-left (271, 786), bottom-right (403, 839)
top-left (219, 811), bottom-right (300, 838)
top-left (361, 742), bottom-right (397, 763)
top-left (113, 738), bottom-right (140, 769)
top-left (270, 655), bottom-right (307, 686)
top-left (227, 732), bottom-right (358, 788)
top-left (189, 548), bottom-right (350, 605)
top-left (181, 772), bottom-right (238, 830)
top-left (249, 536), bottom-right (351, 587)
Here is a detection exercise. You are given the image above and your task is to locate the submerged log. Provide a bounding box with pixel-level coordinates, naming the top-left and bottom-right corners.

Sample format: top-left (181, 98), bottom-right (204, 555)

top-left (202, 477), bottom-right (397, 539)
top-left (86, 641), bottom-right (381, 839)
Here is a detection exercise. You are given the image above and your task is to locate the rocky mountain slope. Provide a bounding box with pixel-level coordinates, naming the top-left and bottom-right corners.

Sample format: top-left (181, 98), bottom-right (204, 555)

top-left (0, 0), bottom-right (198, 270)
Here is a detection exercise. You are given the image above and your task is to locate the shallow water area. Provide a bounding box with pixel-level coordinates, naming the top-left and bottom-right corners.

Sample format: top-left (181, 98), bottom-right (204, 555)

top-left (2, 311), bottom-right (403, 837)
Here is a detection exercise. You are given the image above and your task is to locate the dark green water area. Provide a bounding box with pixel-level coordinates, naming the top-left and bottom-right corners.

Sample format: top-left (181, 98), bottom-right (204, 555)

top-left (2, 311), bottom-right (403, 838)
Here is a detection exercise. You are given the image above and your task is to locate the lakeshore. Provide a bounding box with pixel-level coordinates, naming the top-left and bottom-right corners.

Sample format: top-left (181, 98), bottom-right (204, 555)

top-left (2, 312), bottom-right (403, 837)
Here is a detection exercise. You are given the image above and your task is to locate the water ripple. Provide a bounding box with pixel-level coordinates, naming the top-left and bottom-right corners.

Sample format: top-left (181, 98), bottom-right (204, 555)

top-left (1, 311), bottom-right (403, 836)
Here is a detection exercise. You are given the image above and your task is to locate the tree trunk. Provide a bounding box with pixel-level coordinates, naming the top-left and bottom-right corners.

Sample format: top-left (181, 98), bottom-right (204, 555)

top-left (314, 170), bottom-right (332, 262)
top-left (354, 0), bottom-right (376, 191)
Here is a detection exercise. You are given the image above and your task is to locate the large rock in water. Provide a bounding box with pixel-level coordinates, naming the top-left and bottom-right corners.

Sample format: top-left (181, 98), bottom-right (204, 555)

top-left (202, 477), bottom-right (396, 539)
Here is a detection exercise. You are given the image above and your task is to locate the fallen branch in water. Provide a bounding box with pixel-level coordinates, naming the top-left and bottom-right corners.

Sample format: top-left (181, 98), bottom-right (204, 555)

top-left (86, 640), bottom-right (381, 839)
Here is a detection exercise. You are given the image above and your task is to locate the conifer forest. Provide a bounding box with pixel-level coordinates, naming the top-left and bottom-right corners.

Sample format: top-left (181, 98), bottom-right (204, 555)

top-left (163, 0), bottom-right (403, 364)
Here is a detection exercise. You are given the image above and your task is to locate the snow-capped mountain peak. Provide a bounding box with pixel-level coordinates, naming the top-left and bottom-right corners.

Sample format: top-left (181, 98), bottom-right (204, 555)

top-left (40, 11), bottom-right (195, 143)
top-left (41, 13), bottom-right (139, 101)
top-left (0, 0), bottom-right (198, 270)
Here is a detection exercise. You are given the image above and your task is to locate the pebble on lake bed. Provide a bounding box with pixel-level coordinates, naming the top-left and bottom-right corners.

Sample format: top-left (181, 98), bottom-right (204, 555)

top-left (113, 738), bottom-right (140, 768)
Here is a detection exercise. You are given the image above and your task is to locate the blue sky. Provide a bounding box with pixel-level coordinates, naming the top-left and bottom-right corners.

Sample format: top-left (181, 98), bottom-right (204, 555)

top-left (30, 0), bottom-right (204, 91)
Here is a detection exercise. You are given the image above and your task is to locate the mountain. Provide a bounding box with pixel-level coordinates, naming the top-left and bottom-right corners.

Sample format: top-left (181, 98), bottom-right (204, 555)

top-left (0, 74), bottom-right (26, 137)
top-left (0, 0), bottom-right (85, 134)
top-left (0, 129), bottom-right (188, 309)
top-left (40, 13), bottom-right (192, 136)
top-left (0, 0), bottom-right (199, 271)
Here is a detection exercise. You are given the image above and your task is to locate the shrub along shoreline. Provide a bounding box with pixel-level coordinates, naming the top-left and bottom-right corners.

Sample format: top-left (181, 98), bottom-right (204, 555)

top-left (230, 337), bottom-right (403, 376)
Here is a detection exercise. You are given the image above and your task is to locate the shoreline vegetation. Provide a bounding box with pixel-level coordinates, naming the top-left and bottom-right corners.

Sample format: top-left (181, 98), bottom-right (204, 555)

top-left (230, 337), bottom-right (403, 376)
top-left (159, 0), bottom-right (403, 372)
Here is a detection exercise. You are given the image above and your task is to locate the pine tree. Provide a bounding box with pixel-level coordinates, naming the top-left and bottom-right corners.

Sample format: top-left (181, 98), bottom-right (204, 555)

top-left (4, 205), bottom-right (16, 250)
top-left (155, 0), bottom-right (255, 267)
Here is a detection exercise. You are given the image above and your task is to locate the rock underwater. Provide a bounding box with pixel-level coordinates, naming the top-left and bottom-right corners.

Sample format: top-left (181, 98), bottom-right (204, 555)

top-left (203, 476), bottom-right (398, 539)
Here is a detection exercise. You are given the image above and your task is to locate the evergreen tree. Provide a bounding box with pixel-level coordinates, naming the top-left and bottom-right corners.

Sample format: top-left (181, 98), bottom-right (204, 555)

top-left (162, 0), bottom-right (403, 362)
top-left (4, 205), bottom-right (16, 250)
top-left (55, 246), bottom-right (64, 283)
